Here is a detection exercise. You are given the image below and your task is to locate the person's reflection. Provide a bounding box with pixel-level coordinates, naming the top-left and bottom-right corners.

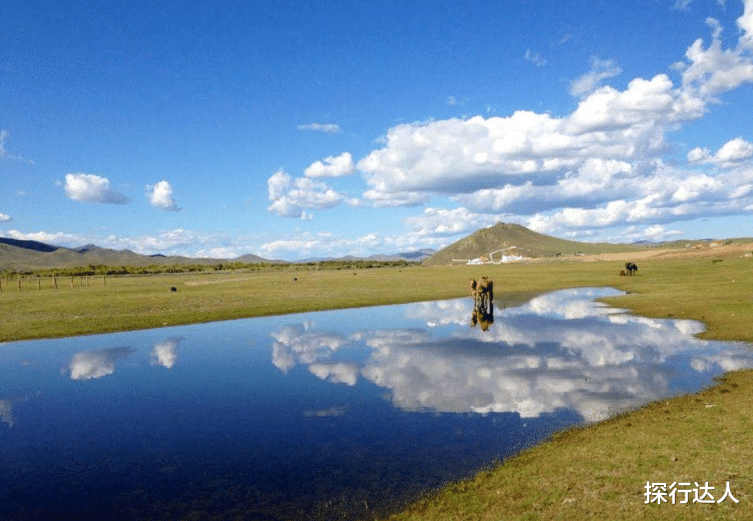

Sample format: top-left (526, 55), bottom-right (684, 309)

top-left (470, 302), bottom-right (494, 331)
top-left (469, 277), bottom-right (494, 331)
top-left (471, 301), bottom-right (494, 331)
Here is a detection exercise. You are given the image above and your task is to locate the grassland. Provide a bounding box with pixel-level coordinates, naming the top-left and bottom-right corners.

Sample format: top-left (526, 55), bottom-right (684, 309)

top-left (2, 255), bottom-right (753, 519)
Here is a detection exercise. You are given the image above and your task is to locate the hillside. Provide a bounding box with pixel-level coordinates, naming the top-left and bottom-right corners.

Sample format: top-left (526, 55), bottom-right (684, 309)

top-left (0, 238), bottom-right (281, 272)
top-left (423, 222), bottom-right (650, 266)
top-left (0, 237), bottom-right (425, 271)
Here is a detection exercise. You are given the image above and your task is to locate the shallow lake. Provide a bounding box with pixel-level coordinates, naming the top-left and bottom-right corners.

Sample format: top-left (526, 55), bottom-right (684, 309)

top-left (2, 287), bottom-right (752, 520)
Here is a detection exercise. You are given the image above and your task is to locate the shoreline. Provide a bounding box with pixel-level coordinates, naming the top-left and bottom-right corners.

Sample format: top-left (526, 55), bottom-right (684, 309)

top-left (3, 258), bottom-right (753, 518)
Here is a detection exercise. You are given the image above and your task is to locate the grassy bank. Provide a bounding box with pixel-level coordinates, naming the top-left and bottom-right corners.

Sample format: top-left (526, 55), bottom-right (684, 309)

top-left (1, 260), bottom-right (623, 343)
top-left (386, 256), bottom-right (753, 521)
top-left (2, 256), bottom-right (753, 519)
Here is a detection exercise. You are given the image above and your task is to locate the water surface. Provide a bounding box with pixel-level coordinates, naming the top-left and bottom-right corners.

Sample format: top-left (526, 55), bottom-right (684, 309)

top-left (1, 287), bottom-right (751, 519)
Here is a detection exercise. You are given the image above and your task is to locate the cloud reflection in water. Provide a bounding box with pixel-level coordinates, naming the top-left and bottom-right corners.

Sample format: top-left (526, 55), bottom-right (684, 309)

top-left (68, 346), bottom-right (136, 380)
top-left (271, 288), bottom-right (753, 422)
top-left (150, 338), bottom-right (181, 369)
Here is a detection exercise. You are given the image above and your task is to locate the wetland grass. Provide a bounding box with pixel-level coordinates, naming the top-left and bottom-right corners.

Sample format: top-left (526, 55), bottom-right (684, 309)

top-left (3, 257), bottom-right (753, 520)
top-left (384, 256), bottom-right (753, 520)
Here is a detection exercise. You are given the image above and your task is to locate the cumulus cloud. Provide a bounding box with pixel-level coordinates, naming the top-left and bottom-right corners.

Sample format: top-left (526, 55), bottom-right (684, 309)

top-left (404, 207), bottom-right (499, 237)
top-left (64, 173), bottom-right (130, 204)
top-left (267, 169), bottom-right (345, 219)
top-left (357, 72), bottom-right (699, 204)
top-left (259, 231), bottom-right (383, 257)
top-left (304, 152), bottom-right (356, 178)
top-left (297, 122), bottom-right (341, 133)
top-left (0, 213), bottom-right (11, 222)
top-left (688, 136), bottom-right (753, 165)
top-left (569, 57), bottom-right (622, 96)
top-left (6, 229), bottom-right (90, 245)
top-left (258, 228), bottom-right (455, 259)
top-left (146, 180), bottom-right (180, 211)
top-left (737, 0), bottom-right (753, 49)
top-left (346, 9), bottom-right (753, 242)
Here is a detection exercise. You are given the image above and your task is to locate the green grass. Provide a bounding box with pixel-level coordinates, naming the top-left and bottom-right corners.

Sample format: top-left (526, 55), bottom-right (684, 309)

top-left (3, 257), bottom-right (753, 520)
top-left (0, 262), bottom-right (619, 342)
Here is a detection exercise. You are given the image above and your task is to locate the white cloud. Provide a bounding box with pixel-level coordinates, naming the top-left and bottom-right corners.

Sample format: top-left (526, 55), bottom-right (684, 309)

top-left (0, 213), bottom-right (11, 222)
top-left (64, 173), bottom-right (130, 204)
top-left (346, 12), bottom-right (753, 244)
top-left (357, 71), bottom-right (704, 206)
top-left (673, 0), bottom-right (693, 10)
top-left (6, 229), bottom-right (89, 245)
top-left (404, 207), bottom-right (498, 237)
top-left (738, 0), bottom-right (753, 49)
top-left (524, 49), bottom-right (547, 67)
top-left (707, 17), bottom-right (724, 40)
top-left (0, 130), bottom-right (8, 157)
top-left (146, 180), bottom-right (180, 211)
top-left (297, 122), bottom-right (341, 133)
top-left (304, 152), bottom-right (355, 178)
top-left (260, 231), bottom-right (382, 257)
top-left (267, 169), bottom-right (344, 219)
top-left (4, 227), bottom-right (272, 259)
top-left (688, 136), bottom-right (753, 165)
top-left (678, 15), bottom-right (753, 98)
top-left (569, 57), bottom-right (622, 97)
top-left (715, 136), bottom-right (753, 162)
top-left (0, 130), bottom-right (32, 164)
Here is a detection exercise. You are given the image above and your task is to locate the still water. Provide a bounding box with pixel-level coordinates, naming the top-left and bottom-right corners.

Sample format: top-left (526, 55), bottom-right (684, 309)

top-left (2, 287), bottom-right (752, 520)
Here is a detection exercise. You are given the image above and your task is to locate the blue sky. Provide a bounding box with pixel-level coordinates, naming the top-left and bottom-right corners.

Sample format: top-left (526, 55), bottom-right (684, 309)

top-left (2, 0), bottom-right (753, 261)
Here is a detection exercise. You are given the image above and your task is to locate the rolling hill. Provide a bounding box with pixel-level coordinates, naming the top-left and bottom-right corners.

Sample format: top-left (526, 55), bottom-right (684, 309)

top-left (0, 238), bottom-right (429, 272)
top-left (423, 222), bottom-right (650, 266)
top-left (0, 238), bottom-right (283, 272)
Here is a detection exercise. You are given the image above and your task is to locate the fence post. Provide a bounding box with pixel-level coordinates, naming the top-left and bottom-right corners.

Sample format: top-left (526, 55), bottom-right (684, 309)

top-left (18, 278), bottom-right (22, 291)
top-left (37, 278), bottom-right (41, 291)
top-left (53, 275), bottom-right (57, 289)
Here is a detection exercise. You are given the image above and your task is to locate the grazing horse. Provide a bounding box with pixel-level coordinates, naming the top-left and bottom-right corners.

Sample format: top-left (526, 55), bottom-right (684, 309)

top-left (625, 262), bottom-right (638, 276)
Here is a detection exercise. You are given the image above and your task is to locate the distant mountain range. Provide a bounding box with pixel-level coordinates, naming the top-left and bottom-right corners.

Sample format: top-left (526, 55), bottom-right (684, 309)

top-left (297, 249), bottom-right (437, 263)
top-left (2, 224), bottom-right (736, 271)
top-left (0, 237), bottom-right (435, 271)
